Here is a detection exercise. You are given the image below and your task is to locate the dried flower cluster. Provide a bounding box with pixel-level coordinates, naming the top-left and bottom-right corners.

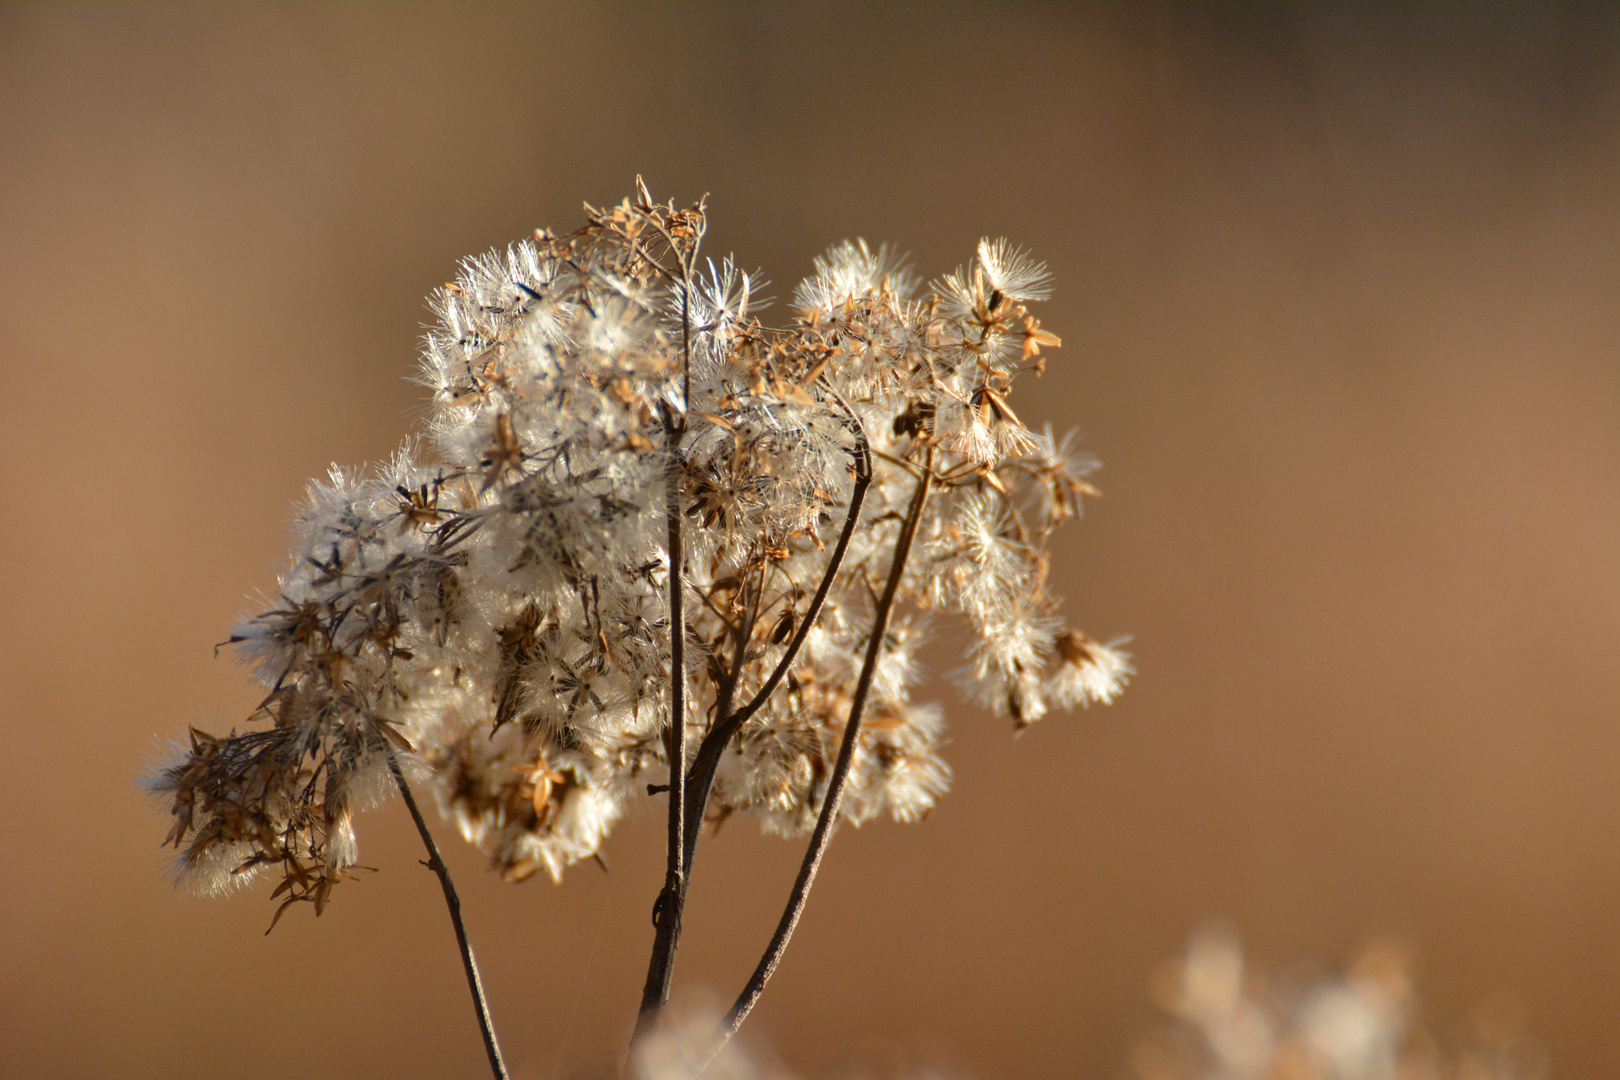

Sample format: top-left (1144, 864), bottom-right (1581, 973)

top-left (1134, 931), bottom-right (1547, 1080)
top-left (145, 183), bottom-right (1128, 925)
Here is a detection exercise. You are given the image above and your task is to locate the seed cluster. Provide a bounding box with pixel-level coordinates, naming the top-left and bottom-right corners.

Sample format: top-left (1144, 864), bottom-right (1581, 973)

top-left (146, 184), bottom-right (1129, 917)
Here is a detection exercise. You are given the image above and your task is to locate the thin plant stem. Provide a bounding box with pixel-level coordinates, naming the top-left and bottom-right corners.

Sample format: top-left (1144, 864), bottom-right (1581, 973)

top-left (680, 419), bottom-right (873, 879)
top-left (703, 449), bottom-right (934, 1070)
top-left (632, 236), bottom-right (696, 1043)
top-left (387, 753), bottom-right (509, 1080)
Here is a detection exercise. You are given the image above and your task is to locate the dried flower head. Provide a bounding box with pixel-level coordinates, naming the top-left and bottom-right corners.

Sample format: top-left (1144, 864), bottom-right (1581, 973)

top-left (146, 182), bottom-right (1129, 916)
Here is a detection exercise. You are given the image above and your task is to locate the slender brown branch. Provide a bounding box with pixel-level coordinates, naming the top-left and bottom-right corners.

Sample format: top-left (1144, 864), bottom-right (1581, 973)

top-left (386, 753), bottom-right (509, 1080)
top-left (632, 225), bottom-right (697, 1043)
top-left (727, 404), bottom-right (874, 732)
top-left (704, 449), bottom-right (934, 1069)
top-left (680, 417), bottom-right (873, 879)
top-left (632, 417), bottom-right (692, 1044)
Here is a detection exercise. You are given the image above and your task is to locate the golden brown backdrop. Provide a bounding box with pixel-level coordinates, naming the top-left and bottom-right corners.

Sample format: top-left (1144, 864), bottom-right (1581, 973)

top-left (2, 4), bottom-right (1618, 1078)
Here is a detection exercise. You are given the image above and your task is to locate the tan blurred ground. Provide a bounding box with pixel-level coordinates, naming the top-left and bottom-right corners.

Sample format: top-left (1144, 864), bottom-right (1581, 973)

top-left (2, 4), bottom-right (1618, 1078)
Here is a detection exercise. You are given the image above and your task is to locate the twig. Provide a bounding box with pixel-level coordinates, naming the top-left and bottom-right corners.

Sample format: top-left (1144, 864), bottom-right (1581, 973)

top-left (632, 409), bottom-right (690, 1040)
top-left (387, 752), bottom-right (509, 1080)
top-left (632, 215), bottom-right (697, 1043)
top-left (702, 448), bottom-right (934, 1070)
top-left (720, 398), bottom-right (874, 733)
top-left (680, 409), bottom-right (873, 879)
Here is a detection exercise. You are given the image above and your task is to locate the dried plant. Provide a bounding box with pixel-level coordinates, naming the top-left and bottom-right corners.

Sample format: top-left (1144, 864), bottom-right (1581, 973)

top-left (632, 935), bottom-right (1548, 1080)
top-left (1133, 931), bottom-right (1547, 1080)
top-left (143, 181), bottom-right (1129, 1077)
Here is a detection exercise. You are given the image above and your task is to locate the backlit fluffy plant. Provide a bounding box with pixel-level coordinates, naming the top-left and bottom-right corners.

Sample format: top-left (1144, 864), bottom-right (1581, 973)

top-left (1133, 931), bottom-right (1547, 1080)
top-left (636, 935), bottom-right (1547, 1080)
top-left (145, 181), bottom-right (1129, 1076)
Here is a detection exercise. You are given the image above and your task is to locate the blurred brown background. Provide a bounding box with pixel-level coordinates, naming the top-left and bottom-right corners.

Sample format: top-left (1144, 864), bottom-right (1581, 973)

top-left (3, 4), bottom-right (1618, 1078)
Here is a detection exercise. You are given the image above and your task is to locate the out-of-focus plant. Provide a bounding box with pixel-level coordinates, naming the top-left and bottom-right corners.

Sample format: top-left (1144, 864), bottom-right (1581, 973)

top-left (143, 181), bottom-right (1129, 1077)
top-left (633, 933), bottom-right (1547, 1080)
top-left (1132, 930), bottom-right (1547, 1080)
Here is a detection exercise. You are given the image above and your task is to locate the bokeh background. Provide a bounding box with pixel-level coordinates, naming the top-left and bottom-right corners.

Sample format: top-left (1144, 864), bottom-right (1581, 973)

top-left (3, 4), bottom-right (1618, 1078)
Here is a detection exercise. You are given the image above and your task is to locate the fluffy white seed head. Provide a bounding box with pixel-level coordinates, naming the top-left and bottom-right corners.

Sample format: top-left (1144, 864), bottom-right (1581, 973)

top-left (146, 186), bottom-right (1126, 912)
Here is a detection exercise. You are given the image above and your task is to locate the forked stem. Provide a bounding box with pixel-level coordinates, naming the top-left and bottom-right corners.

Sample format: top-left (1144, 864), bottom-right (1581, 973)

top-left (387, 753), bottom-right (510, 1080)
top-left (680, 417), bottom-right (873, 879)
top-left (702, 450), bottom-right (934, 1071)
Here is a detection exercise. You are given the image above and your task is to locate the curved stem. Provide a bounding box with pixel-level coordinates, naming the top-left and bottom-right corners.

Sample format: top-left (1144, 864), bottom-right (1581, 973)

top-left (705, 450), bottom-right (933, 1069)
top-left (680, 422), bottom-right (872, 878)
top-left (387, 753), bottom-right (509, 1080)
